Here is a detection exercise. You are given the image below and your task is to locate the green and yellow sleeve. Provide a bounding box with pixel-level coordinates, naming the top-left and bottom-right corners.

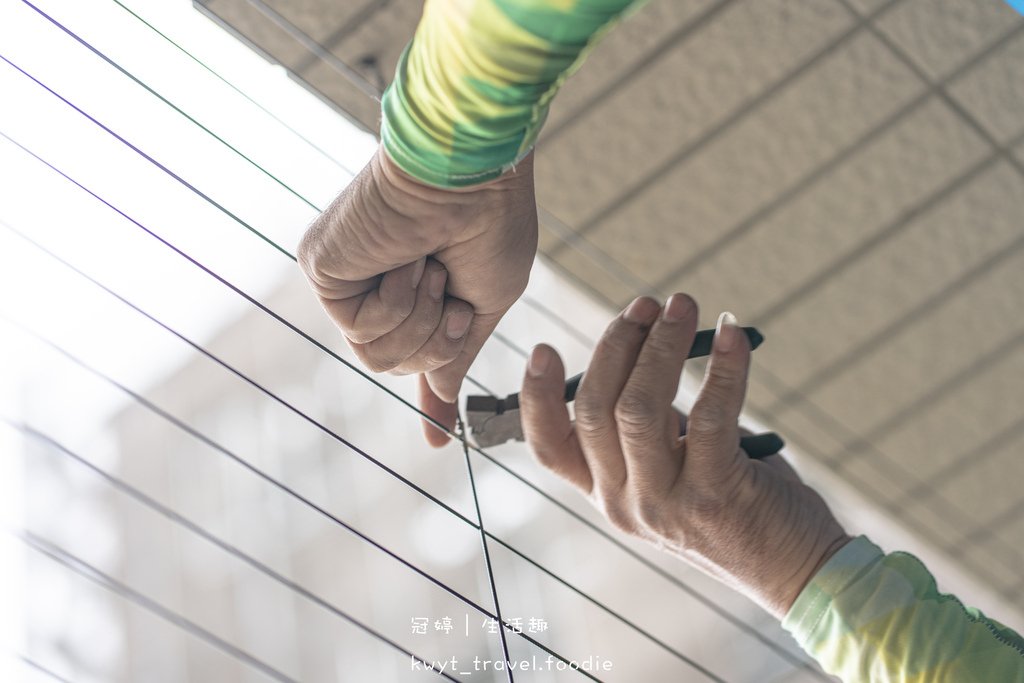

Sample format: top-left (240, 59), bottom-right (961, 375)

top-left (380, 0), bottom-right (644, 187)
top-left (784, 536), bottom-right (1024, 682)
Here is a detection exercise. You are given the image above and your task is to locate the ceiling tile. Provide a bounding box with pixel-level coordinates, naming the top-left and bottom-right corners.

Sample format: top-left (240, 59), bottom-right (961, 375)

top-left (202, 0), bottom-right (322, 67)
top-left (314, 0), bottom-right (421, 89)
top-left (262, 0), bottom-right (381, 43)
top-left (949, 30), bottom-right (1024, 145)
top-left (581, 31), bottom-right (925, 287)
top-left (670, 98), bottom-right (989, 380)
top-left (993, 514), bottom-right (1024, 564)
top-left (775, 163), bottom-right (1024, 428)
top-left (875, 0), bottom-right (1023, 80)
top-left (874, 341), bottom-right (1024, 481)
top-left (928, 428), bottom-right (1024, 529)
top-left (948, 541), bottom-right (1022, 594)
top-left (845, 0), bottom-right (890, 16)
top-left (834, 452), bottom-right (907, 508)
top-left (535, 0), bottom-right (852, 228)
top-left (548, 246), bottom-right (638, 309)
top-left (542, 0), bottom-right (718, 134)
top-left (297, 57), bottom-right (382, 131)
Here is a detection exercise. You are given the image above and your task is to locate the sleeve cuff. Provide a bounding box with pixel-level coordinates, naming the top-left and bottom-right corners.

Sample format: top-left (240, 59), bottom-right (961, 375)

top-left (783, 535), bottom-right (883, 640)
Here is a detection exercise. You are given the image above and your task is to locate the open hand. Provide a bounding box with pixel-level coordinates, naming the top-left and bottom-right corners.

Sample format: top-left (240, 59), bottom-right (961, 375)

top-left (519, 294), bottom-right (849, 618)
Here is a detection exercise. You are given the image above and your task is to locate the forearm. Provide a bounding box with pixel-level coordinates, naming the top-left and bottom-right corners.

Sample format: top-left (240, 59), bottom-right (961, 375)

top-left (784, 536), bottom-right (1024, 682)
top-left (381, 0), bottom-right (643, 188)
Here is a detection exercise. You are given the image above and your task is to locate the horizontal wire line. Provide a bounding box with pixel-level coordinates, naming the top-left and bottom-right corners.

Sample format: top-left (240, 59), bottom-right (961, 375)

top-left (8, 421), bottom-right (462, 682)
top-left (0, 21), bottom-right (816, 673)
top-left (0, 48), bottom-right (482, 440)
top-left (0, 226), bottom-right (486, 596)
top-left (18, 655), bottom-right (74, 683)
top-left (109, 0), bottom-right (359, 178)
top-left (0, 227), bottom-right (600, 682)
top-left (21, 0), bottom-right (318, 213)
top-left (0, 82), bottom-right (805, 678)
top-left (25, 2), bottom-right (499, 402)
top-left (17, 531), bottom-right (298, 683)
top-left (4, 285), bottom-right (712, 682)
top-left (0, 253), bottom-right (712, 683)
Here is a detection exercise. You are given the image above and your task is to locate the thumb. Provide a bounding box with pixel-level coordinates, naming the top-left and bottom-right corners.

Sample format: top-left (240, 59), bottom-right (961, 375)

top-left (686, 312), bottom-right (751, 475)
top-left (424, 311), bottom-right (502, 403)
top-left (418, 374), bottom-right (457, 447)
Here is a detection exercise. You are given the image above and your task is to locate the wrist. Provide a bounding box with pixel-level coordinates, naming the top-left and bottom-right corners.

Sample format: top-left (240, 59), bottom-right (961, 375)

top-left (769, 528), bottom-right (852, 619)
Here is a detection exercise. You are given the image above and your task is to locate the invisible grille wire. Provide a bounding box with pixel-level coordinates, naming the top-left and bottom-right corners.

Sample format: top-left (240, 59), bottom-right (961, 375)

top-left (18, 530), bottom-right (299, 683)
top-left (18, 654), bottom-right (74, 683)
top-left (0, 2), bottom-right (831, 679)
top-left (0, 206), bottom-right (597, 679)
top-left (0, 53), bottom-right (814, 676)
top-left (0, 145), bottom-right (704, 683)
top-left (0, 13), bottom-right (814, 682)
top-left (6, 420), bottom-right (462, 683)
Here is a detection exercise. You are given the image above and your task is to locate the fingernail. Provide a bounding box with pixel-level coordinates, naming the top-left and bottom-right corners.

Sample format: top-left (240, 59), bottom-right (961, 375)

top-left (429, 269), bottom-right (447, 302)
top-left (663, 293), bottom-right (695, 322)
top-left (445, 310), bottom-right (472, 340)
top-left (715, 311), bottom-right (739, 352)
top-left (623, 297), bottom-right (658, 324)
top-left (527, 345), bottom-right (551, 378)
top-left (411, 257), bottom-right (426, 289)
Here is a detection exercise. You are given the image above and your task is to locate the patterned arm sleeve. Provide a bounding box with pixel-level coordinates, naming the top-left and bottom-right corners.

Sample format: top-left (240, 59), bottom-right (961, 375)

top-left (784, 536), bottom-right (1024, 682)
top-left (380, 0), bottom-right (644, 188)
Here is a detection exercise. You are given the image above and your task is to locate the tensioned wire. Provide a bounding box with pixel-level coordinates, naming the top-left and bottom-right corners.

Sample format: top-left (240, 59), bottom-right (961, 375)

top-left (15, 530), bottom-right (300, 683)
top-left (0, 148), bottom-right (714, 683)
top-left (5, 420), bottom-right (462, 683)
top-left (0, 24), bottom-right (823, 677)
top-left (0, 212), bottom-right (604, 682)
top-left (0, 44), bottom-right (820, 680)
top-left (18, 655), bottom-right (75, 683)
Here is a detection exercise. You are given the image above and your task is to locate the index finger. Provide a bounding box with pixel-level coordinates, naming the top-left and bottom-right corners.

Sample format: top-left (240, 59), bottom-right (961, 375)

top-left (312, 258), bottom-right (424, 344)
top-left (520, 345), bottom-right (592, 493)
top-left (685, 312), bottom-right (752, 483)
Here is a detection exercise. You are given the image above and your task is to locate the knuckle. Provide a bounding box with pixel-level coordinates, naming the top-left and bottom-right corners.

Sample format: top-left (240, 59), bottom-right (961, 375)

top-left (614, 393), bottom-right (659, 438)
top-left (614, 390), bottom-right (656, 421)
top-left (530, 433), bottom-right (572, 471)
top-left (572, 396), bottom-right (602, 426)
top-left (424, 346), bottom-right (461, 370)
top-left (688, 400), bottom-right (730, 434)
top-left (297, 219), bottom-right (339, 288)
top-left (707, 362), bottom-right (744, 387)
top-left (296, 225), bottom-right (323, 277)
top-left (643, 332), bottom-right (678, 358)
top-left (414, 310), bottom-right (442, 336)
top-left (576, 420), bottom-right (612, 443)
top-left (379, 281), bottom-right (415, 318)
top-left (596, 497), bottom-right (635, 536)
top-left (598, 323), bottom-right (632, 351)
top-left (633, 499), bottom-right (667, 536)
top-left (360, 349), bottom-right (402, 373)
top-left (345, 328), bottom-right (379, 345)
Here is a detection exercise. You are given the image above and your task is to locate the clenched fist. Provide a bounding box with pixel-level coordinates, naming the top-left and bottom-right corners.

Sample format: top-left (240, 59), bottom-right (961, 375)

top-left (298, 147), bottom-right (538, 445)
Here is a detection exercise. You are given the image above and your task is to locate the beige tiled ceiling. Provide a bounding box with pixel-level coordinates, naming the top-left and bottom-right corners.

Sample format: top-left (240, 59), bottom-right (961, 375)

top-left (196, 0), bottom-right (1024, 610)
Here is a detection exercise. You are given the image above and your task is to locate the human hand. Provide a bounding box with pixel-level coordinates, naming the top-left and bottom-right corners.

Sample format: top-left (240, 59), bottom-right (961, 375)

top-left (519, 294), bottom-right (850, 618)
top-left (298, 147), bottom-right (538, 446)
